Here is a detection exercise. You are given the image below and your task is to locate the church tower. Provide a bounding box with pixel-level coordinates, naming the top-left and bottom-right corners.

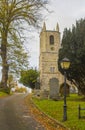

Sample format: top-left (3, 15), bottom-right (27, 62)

top-left (39, 22), bottom-right (63, 93)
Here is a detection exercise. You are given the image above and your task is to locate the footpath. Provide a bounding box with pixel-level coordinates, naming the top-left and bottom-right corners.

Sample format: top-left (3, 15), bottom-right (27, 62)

top-left (0, 93), bottom-right (45, 130)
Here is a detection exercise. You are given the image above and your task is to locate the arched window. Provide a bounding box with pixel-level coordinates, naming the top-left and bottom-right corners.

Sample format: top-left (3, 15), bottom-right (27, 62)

top-left (49, 35), bottom-right (54, 45)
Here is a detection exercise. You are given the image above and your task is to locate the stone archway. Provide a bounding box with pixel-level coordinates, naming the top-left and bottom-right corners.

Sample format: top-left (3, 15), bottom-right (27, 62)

top-left (49, 78), bottom-right (59, 100)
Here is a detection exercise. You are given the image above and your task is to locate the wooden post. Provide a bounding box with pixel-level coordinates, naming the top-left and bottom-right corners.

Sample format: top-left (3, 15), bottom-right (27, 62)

top-left (78, 104), bottom-right (81, 119)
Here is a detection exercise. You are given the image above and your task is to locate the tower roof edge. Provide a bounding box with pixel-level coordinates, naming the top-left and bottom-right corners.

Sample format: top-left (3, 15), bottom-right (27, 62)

top-left (56, 23), bottom-right (59, 32)
top-left (42, 22), bottom-right (46, 31)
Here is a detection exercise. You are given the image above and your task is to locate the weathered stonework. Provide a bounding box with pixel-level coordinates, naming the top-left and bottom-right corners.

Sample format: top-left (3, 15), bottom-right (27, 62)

top-left (39, 22), bottom-right (63, 97)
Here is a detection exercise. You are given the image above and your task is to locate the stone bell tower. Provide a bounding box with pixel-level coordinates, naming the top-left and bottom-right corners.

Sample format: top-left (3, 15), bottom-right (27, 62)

top-left (39, 22), bottom-right (63, 95)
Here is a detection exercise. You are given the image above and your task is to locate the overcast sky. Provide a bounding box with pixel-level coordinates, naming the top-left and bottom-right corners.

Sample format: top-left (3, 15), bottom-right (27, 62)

top-left (26, 0), bottom-right (85, 69)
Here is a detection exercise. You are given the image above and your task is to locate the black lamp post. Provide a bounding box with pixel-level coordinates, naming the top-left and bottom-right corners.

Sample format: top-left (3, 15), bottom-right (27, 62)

top-left (60, 57), bottom-right (70, 121)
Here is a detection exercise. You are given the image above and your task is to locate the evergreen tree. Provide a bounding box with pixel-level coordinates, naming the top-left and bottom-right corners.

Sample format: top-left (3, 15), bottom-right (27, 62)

top-left (59, 18), bottom-right (85, 95)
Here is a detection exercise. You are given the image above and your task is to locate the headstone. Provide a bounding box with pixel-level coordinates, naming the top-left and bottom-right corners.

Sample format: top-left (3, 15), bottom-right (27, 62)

top-left (49, 78), bottom-right (60, 100)
top-left (40, 89), bottom-right (49, 99)
top-left (33, 89), bottom-right (41, 97)
top-left (60, 83), bottom-right (70, 97)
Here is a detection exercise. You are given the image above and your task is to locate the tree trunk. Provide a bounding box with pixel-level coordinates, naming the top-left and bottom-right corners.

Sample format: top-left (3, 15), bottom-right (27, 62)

top-left (0, 32), bottom-right (9, 88)
top-left (1, 63), bottom-right (9, 88)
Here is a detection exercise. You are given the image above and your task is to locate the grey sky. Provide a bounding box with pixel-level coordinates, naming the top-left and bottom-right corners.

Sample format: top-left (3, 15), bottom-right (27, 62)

top-left (27, 0), bottom-right (85, 68)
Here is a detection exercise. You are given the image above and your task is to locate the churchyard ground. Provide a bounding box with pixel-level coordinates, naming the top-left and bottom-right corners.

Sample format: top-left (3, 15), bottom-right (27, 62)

top-left (32, 94), bottom-right (85, 130)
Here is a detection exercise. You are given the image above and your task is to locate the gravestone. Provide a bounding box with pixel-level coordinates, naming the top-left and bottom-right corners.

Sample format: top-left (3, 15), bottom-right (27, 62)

top-left (60, 83), bottom-right (70, 96)
top-left (40, 89), bottom-right (49, 99)
top-left (49, 78), bottom-right (60, 100)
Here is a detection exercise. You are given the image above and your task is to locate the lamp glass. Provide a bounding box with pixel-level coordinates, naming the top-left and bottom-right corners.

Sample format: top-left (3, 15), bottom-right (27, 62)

top-left (61, 58), bottom-right (70, 70)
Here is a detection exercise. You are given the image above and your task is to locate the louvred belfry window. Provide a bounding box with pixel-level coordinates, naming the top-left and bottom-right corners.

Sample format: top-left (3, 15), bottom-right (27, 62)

top-left (50, 35), bottom-right (54, 45)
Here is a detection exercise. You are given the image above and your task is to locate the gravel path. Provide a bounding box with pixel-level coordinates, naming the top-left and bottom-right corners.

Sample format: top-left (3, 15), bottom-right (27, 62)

top-left (0, 93), bottom-right (45, 130)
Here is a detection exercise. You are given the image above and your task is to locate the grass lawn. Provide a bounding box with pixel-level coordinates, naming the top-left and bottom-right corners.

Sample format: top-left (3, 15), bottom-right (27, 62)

top-left (32, 94), bottom-right (85, 130)
top-left (0, 92), bottom-right (8, 97)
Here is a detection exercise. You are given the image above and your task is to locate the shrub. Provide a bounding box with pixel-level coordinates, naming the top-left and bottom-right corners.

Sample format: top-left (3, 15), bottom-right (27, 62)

top-left (15, 87), bottom-right (27, 93)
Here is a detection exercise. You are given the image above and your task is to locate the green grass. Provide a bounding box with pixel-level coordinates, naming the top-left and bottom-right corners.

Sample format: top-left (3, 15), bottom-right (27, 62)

top-left (32, 94), bottom-right (85, 130)
top-left (0, 92), bottom-right (8, 97)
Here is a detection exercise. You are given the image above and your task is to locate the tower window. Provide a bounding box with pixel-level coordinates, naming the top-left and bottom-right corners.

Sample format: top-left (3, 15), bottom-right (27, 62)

top-left (49, 35), bottom-right (54, 45)
top-left (50, 67), bottom-right (55, 73)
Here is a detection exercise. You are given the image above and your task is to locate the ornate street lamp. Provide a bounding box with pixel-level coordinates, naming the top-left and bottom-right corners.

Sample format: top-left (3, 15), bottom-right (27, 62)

top-left (60, 57), bottom-right (70, 121)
